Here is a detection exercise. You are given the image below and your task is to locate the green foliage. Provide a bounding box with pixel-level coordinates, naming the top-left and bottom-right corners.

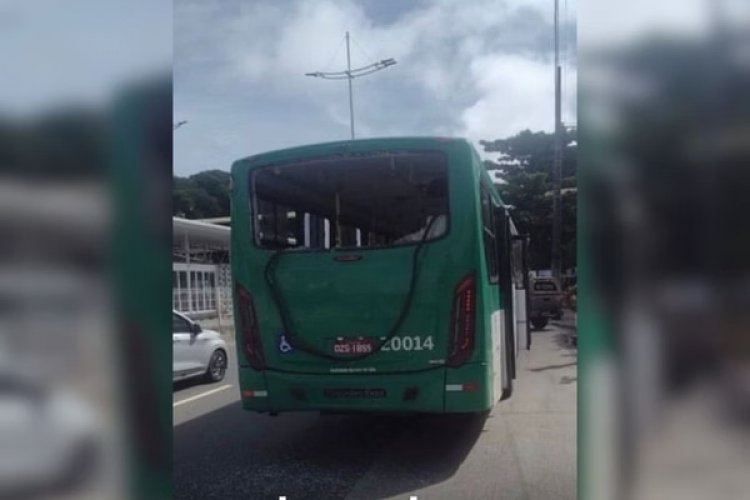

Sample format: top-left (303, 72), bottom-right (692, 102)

top-left (480, 128), bottom-right (577, 178)
top-left (173, 169), bottom-right (231, 218)
top-left (0, 108), bottom-right (106, 179)
top-left (481, 129), bottom-right (577, 271)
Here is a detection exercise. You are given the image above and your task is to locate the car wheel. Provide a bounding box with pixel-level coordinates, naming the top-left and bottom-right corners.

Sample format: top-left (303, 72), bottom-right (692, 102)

top-left (205, 349), bottom-right (227, 383)
top-left (531, 317), bottom-right (548, 330)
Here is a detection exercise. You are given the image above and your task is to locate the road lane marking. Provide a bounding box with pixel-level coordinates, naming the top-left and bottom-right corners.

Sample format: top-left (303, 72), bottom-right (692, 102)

top-left (173, 384), bottom-right (233, 407)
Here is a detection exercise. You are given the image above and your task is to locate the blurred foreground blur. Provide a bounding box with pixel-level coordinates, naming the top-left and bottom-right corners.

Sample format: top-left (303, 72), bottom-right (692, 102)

top-left (579, 1), bottom-right (750, 499)
top-left (0, 178), bottom-right (114, 499)
top-left (0, 2), bottom-right (171, 499)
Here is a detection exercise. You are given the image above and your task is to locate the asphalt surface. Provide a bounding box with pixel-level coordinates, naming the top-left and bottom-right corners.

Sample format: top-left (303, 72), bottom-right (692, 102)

top-left (173, 321), bottom-right (576, 500)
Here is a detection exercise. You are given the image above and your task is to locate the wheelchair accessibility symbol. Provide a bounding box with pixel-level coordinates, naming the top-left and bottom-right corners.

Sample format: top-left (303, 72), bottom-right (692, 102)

top-left (278, 334), bottom-right (294, 353)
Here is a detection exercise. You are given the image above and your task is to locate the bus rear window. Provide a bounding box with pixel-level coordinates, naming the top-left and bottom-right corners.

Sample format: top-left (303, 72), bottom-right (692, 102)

top-left (251, 152), bottom-right (449, 250)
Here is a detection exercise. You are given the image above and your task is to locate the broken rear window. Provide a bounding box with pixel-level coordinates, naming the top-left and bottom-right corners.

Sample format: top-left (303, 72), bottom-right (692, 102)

top-left (250, 152), bottom-right (449, 250)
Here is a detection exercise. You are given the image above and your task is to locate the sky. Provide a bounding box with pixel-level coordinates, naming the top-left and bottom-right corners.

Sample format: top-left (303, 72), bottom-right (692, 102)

top-left (0, 0), bottom-right (732, 178)
top-left (174, 0), bottom-right (578, 175)
top-left (0, 0), bottom-right (172, 115)
top-left (579, 0), bottom-right (746, 48)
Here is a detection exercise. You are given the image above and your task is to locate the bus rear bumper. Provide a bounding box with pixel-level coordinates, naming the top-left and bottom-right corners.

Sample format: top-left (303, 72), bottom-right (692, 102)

top-left (238, 363), bottom-right (494, 414)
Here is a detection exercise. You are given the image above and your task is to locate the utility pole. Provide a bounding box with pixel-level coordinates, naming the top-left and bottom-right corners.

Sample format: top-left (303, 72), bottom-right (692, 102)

top-left (306, 32), bottom-right (397, 140)
top-left (345, 32), bottom-right (355, 139)
top-left (551, 0), bottom-right (563, 279)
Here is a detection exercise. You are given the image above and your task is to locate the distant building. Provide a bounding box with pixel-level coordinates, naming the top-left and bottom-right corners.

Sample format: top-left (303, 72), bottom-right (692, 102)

top-left (172, 217), bottom-right (232, 325)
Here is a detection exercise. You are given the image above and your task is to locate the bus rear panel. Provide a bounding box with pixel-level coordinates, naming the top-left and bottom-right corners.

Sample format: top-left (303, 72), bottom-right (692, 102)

top-left (230, 137), bottom-right (513, 414)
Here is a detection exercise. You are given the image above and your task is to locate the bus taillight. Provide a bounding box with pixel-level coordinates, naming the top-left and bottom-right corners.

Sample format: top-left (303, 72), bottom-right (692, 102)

top-left (447, 273), bottom-right (476, 367)
top-left (236, 283), bottom-right (266, 370)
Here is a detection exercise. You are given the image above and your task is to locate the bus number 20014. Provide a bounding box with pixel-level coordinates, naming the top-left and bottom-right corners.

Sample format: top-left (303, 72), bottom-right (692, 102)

top-left (380, 335), bottom-right (434, 352)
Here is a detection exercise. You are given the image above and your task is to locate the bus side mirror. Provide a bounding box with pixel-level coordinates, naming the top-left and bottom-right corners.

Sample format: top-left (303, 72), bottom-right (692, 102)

top-left (191, 322), bottom-right (202, 335)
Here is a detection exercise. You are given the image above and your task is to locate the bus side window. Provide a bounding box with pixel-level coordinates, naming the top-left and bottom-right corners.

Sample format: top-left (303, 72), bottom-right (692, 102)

top-left (480, 185), bottom-right (499, 283)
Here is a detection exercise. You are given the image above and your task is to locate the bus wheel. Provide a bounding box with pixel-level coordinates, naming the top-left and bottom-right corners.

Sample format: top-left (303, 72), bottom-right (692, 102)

top-left (531, 317), bottom-right (548, 331)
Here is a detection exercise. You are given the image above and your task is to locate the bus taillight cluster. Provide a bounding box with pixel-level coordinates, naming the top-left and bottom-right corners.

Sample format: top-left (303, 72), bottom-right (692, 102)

top-left (236, 283), bottom-right (266, 370)
top-left (447, 273), bottom-right (476, 367)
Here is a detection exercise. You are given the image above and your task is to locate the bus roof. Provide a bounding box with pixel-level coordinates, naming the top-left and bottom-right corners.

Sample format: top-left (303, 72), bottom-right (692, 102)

top-left (232, 136), bottom-right (472, 172)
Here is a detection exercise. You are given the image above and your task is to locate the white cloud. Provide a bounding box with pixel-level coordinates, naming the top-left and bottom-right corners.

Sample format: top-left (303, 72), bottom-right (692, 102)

top-left (459, 54), bottom-right (577, 156)
top-left (460, 55), bottom-right (553, 143)
top-left (175, 0), bottom-right (577, 174)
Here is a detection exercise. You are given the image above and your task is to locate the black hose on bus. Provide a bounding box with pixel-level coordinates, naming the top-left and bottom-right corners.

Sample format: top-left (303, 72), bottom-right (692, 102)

top-left (263, 215), bottom-right (440, 362)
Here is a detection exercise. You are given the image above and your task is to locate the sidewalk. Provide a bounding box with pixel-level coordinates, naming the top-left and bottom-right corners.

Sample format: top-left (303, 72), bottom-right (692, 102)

top-left (551, 310), bottom-right (577, 346)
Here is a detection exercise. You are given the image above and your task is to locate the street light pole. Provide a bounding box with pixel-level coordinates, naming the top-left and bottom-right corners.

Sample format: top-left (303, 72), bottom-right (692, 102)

top-left (551, 0), bottom-right (563, 280)
top-left (345, 32), bottom-right (355, 139)
top-left (306, 32), bottom-right (396, 140)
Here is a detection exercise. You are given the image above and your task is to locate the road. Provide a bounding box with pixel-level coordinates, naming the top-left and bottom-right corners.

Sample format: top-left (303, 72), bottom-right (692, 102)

top-left (173, 321), bottom-right (576, 500)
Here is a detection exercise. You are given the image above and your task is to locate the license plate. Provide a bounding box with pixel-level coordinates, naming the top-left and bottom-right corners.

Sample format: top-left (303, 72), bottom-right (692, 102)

top-left (332, 338), bottom-right (375, 355)
top-left (323, 388), bottom-right (386, 399)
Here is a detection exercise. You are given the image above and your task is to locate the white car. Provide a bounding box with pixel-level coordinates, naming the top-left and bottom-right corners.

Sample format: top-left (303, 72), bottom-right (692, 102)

top-left (173, 311), bottom-right (228, 383)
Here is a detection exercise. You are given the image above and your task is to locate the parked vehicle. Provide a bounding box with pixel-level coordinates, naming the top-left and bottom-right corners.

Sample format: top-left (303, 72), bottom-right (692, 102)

top-left (172, 311), bottom-right (228, 383)
top-left (529, 277), bottom-right (563, 330)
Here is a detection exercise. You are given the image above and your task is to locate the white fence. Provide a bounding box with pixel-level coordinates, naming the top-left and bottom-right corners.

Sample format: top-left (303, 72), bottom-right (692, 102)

top-left (172, 263), bottom-right (232, 317)
top-left (172, 286), bottom-right (228, 314)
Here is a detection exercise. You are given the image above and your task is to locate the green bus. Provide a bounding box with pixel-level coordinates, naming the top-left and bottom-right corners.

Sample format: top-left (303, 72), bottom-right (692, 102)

top-left (230, 137), bottom-right (529, 414)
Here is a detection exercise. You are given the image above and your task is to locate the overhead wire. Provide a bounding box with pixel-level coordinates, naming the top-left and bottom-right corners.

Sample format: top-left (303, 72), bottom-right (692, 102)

top-left (320, 33), bottom-right (347, 73)
top-left (350, 34), bottom-right (379, 67)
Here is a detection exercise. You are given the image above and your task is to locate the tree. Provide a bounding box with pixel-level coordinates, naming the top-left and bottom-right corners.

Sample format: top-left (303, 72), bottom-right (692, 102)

top-left (481, 129), bottom-right (577, 272)
top-left (0, 107), bottom-right (107, 179)
top-left (480, 128), bottom-right (576, 178)
top-left (173, 169), bottom-right (231, 219)
top-left (190, 170), bottom-right (231, 215)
